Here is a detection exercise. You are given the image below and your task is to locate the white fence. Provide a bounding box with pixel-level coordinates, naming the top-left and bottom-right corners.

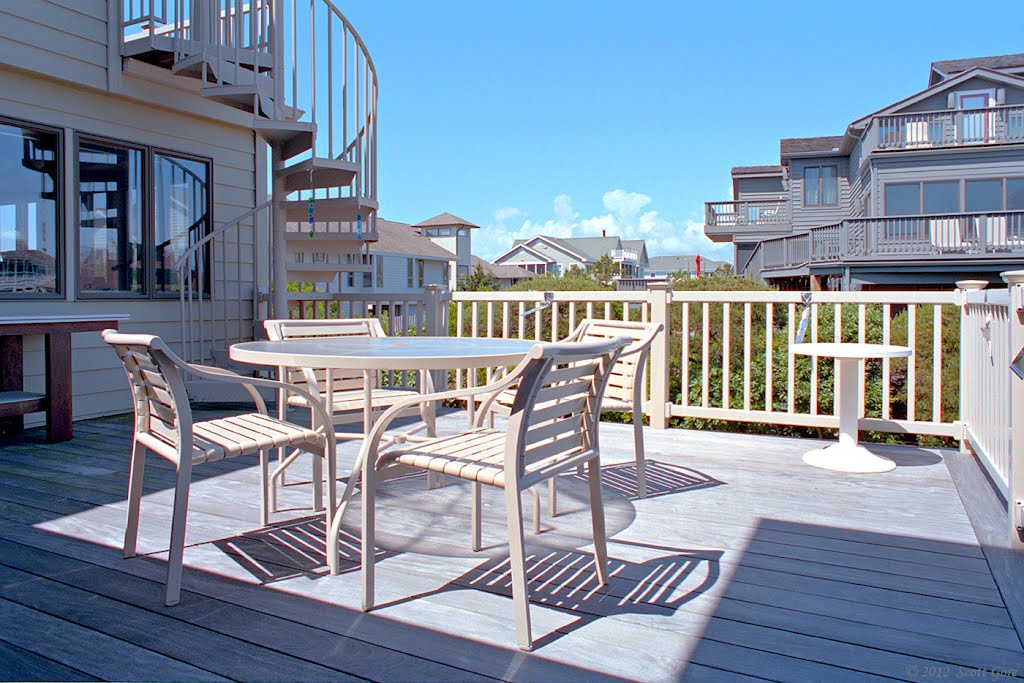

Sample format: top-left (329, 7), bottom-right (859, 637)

top-left (293, 277), bottom-right (1024, 548)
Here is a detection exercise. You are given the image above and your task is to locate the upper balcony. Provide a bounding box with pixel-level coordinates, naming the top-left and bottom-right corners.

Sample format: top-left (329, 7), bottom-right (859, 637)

top-left (866, 104), bottom-right (1024, 152)
top-left (704, 199), bottom-right (790, 242)
top-left (609, 248), bottom-right (639, 262)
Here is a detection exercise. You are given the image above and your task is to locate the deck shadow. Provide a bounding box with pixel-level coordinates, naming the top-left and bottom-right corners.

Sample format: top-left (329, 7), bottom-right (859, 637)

top-left (567, 459), bottom-right (725, 501)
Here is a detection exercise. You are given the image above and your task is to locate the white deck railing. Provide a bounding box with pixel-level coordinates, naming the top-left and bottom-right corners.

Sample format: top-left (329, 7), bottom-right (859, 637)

top-left (293, 278), bottom-right (1024, 547)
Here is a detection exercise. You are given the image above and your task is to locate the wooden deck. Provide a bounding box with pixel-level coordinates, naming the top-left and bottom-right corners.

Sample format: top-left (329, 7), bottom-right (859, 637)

top-left (0, 409), bottom-right (1022, 682)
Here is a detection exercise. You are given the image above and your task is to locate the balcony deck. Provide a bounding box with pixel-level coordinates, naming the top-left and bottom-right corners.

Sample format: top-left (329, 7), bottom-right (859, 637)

top-left (1, 409), bottom-right (1022, 682)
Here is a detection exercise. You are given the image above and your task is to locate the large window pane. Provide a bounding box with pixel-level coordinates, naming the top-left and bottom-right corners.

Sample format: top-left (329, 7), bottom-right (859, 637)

top-left (923, 181), bottom-right (959, 214)
top-left (804, 166), bottom-right (820, 206)
top-left (78, 141), bottom-right (145, 293)
top-left (0, 122), bottom-right (60, 295)
top-left (154, 153), bottom-right (209, 293)
top-left (1005, 178), bottom-right (1024, 210)
top-left (965, 179), bottom-right (1003, 212)
top-left (821, 166), bottom-right (838, 205)
top-left (884, 183), bottom-right (920, 216)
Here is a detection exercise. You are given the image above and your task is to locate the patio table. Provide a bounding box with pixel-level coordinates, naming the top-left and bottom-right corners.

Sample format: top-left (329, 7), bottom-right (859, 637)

top-left (229, 336), bottom-right (536, 532)
top-left (792, 342), bottom-right (913, 473)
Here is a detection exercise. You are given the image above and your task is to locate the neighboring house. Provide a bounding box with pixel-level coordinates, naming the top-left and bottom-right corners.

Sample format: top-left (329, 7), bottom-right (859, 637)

top-left (0, 1), bottom-right (378, 423)
top-left (470, 256), bottom-right (534, 289)
top-left (492, 234), bottom-right (648, 278)
top-left (344, 219), bottom-right (455, 295)
top-left (647, 255), bottom-right (728, 278)
top-left (414, 212), bottom-right (478, 286)
top-left (705, 53), bottom-right (1024, 290)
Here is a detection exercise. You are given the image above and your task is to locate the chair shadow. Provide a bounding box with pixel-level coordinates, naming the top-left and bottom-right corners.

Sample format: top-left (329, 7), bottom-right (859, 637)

top-left (567, 459), bottom-right (725, 501)
top-left (212, 517), bottom-right (396, 583)
top-left (375, 539), bottom-right (723, 649)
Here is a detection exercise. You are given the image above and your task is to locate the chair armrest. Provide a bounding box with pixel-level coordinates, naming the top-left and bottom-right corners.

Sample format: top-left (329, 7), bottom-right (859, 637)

top-left (358, 365), bottom-right (527, 464)
top-left (184, 364), bottom-right (334, 444)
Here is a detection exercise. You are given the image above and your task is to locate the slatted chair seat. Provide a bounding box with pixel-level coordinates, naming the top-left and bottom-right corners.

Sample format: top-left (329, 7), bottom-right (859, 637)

top-left (342, 336), bottom-right (629, 651)
top-left (287, 387), bottom-right (421, 412)
top-left (102, 330), bottom-right (334, 608)
top-left (189, 414), bottom-right (324, 464)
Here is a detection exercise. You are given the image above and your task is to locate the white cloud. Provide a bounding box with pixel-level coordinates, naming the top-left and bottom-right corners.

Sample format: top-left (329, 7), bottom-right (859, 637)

top-left (476, 190), bottom-right (733, 263)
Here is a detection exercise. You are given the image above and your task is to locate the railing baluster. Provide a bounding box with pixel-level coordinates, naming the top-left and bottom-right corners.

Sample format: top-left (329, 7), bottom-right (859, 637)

top-left (907, 304), bottom-right (917, 422)
top-left (882, 303), bottom-right (891, 419)
top-left (743, 302), bottom-right (751, 411)
top-left (701, 302), bottom-right (710, 408)
top-left (809, 303), bottom-right (818, 416)
top-left (787, 302), bottom-right (796, 413)
top-left (933, 304), bottom-right (942, 422)
top-left (722, 302), bottom-right (731, 409)
top-left (681, 302), bottom-right (690, 408)
top-left (765, 303), bottom-right (773, 412)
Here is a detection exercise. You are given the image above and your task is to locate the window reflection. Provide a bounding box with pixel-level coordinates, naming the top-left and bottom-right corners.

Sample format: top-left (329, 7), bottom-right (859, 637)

top-left (78, 141), bottom-right (145, 293)
top-left (0, 122), bottom-right (60, 295)
top-left (154, 153), bottom-right (209, 293)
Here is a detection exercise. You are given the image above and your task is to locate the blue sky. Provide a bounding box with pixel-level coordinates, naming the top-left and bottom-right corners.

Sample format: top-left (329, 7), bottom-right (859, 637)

top-left (339, 1), bottom-right (1024, 261)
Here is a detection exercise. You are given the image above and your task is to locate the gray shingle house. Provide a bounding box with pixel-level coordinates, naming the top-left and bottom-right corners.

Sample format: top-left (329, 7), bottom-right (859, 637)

top-left (705, 53), bottom-right (1024, 290)
top-left (493, 235), bottom-right (649, 278)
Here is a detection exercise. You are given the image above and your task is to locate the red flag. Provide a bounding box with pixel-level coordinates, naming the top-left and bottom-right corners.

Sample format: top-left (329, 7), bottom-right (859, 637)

top-left (695, 254), bottom-right (701, 278)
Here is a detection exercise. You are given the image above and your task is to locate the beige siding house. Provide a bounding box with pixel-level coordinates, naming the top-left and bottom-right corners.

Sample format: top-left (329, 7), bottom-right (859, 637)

top-left (0, 1), bottom-right (379, 425)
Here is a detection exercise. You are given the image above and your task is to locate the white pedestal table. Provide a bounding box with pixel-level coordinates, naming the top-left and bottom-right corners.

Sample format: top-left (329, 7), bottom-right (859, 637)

top-left (791, 342), bottom-right (913, 474)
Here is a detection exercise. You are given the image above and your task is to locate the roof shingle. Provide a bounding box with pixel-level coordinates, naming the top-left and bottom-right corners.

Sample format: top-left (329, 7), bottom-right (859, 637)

top-left (932, 53), bottom-right (1024, 76)
top-left (780, 136), bottom-right (845, 157)
top-left (413, 212), bottom-right (480, 229)
top-left (371, 219), bottom-right (457, 259)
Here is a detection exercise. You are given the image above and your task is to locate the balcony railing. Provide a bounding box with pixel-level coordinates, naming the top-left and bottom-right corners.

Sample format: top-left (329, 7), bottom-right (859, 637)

top-left (744, 210), bottom-right (1024, 276)
top-left (705, 199), bottom-right (789, 229)
top-left (871, 105), bottom-right (1024, 151)
top-left (610, 249), bottom-right (639, 262)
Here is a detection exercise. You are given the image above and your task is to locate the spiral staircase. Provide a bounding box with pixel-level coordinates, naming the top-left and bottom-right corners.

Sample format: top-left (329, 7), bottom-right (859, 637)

top-left (121, 0), bottom-right (378, 366)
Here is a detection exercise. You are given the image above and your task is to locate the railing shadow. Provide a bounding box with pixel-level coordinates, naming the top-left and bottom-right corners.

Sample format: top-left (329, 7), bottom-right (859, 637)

top-left (567, 459), bottom-right (725, 501)
top-left (375, 539), bottom-right (722, 650)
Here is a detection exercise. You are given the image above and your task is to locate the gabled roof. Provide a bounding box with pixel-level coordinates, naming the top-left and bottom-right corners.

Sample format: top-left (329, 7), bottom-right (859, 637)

top-left (371, 219), bottom-right (458, 259)
top-left (471, 255), bottom-right (534, 281)
top-left (493, 241), bottom-right (554, 265)
top-left (930, 53), bottom-right (1024, 85)
top-left (413, 212), bottom-right (480, 229)
top-left (648, 254), bottom-right (728, 274)
top-left (509, 235), bottom-right (592, 263)
top-left (780, 136), bottom-right (845, 159)
top-left (849, 67), bottom-right (1024, 130)
top-left (555, 236), bottom-right (623, 261)
top-left (621, 239), bottom-right (648, 262)
top-left (731, 165), bottom-right (784, 176)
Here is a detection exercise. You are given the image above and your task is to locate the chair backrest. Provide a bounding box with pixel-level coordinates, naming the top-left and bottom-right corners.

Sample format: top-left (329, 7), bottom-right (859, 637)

top-left (503, 336), bottom-right (629, 482)
top-left (263, 318), bottom-right (386, 394)
top-left (569, 319), bottom-right (662, 405)
top-left (102, 330), bottom-right (193, 455)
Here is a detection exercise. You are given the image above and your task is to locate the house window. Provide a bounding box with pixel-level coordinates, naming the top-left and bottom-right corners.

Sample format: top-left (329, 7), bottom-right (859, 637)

top-left (362, 270), bottom-right (372, 288)
top-left (407, 258), bottom-right (414, 288)
top-left (1007, 179), bottom-right (1024, 210)
top-left (884, 183), bottom-right (921, 216)
top-left (153, 153), bottom-right (209, 293)
top-left (922, 181), bottom-right (959, 215)
top-left (424, 227), bottom-right (452, 237)
top-left (965, 179), bottom-right (1003, 212)
top-left (458, 265), bottom-right (469, 280)
top-left (77, 140), bottom-right (146, 295)
top-left (77, 136), bottom-right (212, 297)
top-left (417, 259), bottom-right (425, 288)
top-left (375, 255), bottom-right (384, 287)
top-left (0, 119), bottom-right (61, 297)
top-left (804, 165), bottom-right (838, 206)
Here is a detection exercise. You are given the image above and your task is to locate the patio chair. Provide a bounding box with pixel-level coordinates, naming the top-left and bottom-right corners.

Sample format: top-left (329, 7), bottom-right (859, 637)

top-left (345, 335), bottom-right (629, 651)
top-left (263, 318), bottom-right (436, 504)
top-left (481, 318), bottom-right (662, 500)
top-left (102, 330), bottom-right (334, 607)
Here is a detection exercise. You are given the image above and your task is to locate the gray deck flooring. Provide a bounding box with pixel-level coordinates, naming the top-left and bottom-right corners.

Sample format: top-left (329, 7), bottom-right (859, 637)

top-left (0, 409), bottom-right (1022, 682)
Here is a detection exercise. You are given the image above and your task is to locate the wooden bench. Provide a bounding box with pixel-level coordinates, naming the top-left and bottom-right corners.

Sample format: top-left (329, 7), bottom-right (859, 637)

top-left (0, 315), bottom-right (128, 442)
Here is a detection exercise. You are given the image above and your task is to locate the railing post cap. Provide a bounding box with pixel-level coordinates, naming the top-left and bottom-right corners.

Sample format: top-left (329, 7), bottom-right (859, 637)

top-left (1002, 270), bottom-right (1024, 286)
top-left (647, 281), bottom-right (671, 291)
top-left (956, 279), bottom-right (989, 291)
top-left (423, 284), bottom-right (440, 293)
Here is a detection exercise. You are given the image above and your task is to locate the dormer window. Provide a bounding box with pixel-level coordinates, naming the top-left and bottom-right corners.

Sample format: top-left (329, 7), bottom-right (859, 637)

top-left (803, 165), bottom-right (838, 207)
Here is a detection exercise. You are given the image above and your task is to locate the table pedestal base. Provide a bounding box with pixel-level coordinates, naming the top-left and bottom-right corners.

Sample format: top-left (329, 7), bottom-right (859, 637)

top-left (803, 435), bottom-right (895, 473)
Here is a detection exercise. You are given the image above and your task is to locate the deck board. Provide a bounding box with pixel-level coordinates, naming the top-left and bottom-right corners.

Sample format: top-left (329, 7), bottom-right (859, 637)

top-left (0, 409), bottom-right (1022, 682)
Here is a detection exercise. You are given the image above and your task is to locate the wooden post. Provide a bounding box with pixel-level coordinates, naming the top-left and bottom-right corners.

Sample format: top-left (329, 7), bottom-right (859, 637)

top-left (647, 282), bottom-right (671, 429)
top-left (1003, 269), bottom-right (1024, 551)
top-left (956, 279), bottom-right (988, 454)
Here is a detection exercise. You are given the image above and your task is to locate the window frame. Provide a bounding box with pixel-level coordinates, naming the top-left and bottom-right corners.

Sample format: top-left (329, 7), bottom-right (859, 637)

top-left (0, 115), bottom-right (65, 301)
top-left (74, 133), bottom-right (214, 300)
top-left (803, 164), bottom-right (839, 207)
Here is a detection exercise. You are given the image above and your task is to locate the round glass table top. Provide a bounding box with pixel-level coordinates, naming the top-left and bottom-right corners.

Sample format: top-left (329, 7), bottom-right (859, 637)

top-left (790, 342), bottom-right (912, 360)
top-left (230, 336), bottom-right (539, 370)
